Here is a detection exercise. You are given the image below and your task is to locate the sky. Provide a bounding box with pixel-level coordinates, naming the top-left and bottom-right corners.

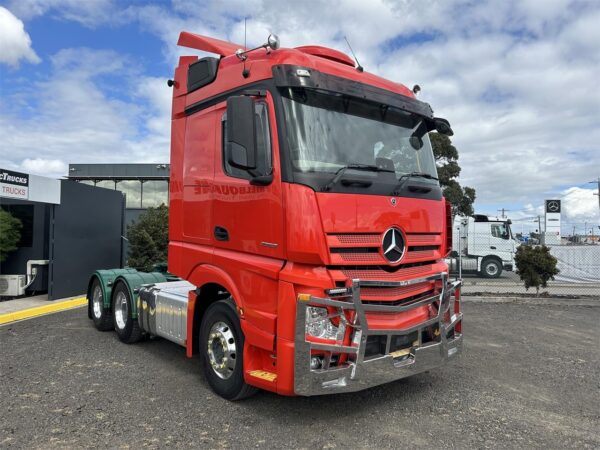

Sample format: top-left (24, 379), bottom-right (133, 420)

top-left (0, 0), bottom-right (599, 234)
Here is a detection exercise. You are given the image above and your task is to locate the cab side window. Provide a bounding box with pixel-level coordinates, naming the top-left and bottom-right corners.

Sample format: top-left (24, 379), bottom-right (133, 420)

top-left (491, 224), bottom-right (508, 239)
top-left (222, 102), bottom-right (272, 180)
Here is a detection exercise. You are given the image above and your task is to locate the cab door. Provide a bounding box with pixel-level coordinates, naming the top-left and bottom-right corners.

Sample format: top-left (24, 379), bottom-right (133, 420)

top-left (211, 93), bottom-right (285, 260)
top-left (490, 223), bottom-right (513, 262)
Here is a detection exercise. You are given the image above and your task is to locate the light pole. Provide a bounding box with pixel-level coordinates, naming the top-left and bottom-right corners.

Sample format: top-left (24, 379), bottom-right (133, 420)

top-left (590, 177), bottom-right (600, 214)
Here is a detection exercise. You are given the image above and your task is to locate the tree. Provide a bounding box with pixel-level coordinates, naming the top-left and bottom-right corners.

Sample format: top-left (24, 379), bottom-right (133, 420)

top-left (430, 132), bottom-right (476, 216)
top-left (127, 205), bottom-right (169, 272)
top-left (514, 245), bottom-right (560, 296)
top-left (0, 209), bottom-right (22, 263)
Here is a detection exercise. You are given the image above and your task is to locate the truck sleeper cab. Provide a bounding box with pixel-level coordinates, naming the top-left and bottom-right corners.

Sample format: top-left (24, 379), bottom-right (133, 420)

top-left (88, 32), bottom-right (463, 399)
top-left (449, 214), bottom-right (518, 278)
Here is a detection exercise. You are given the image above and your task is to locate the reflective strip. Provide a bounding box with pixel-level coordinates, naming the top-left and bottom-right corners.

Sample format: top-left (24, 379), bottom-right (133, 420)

top-left (248, 370), bottom-right (277, 382)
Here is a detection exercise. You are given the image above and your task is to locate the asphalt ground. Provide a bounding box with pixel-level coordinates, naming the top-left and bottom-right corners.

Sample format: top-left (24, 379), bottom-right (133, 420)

top-left (1, 300), bottom-right (599, 449)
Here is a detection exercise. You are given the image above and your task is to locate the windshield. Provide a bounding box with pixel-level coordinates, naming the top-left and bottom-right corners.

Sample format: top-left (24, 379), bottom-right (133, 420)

top-left (281, 88), bottom-right (438, 191)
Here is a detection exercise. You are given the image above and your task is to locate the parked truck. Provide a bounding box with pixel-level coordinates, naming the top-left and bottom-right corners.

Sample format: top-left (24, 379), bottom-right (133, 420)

top-left (448, 214), bottom-right (518, 278)
top-left (87, 31), bottom-right (463, 399)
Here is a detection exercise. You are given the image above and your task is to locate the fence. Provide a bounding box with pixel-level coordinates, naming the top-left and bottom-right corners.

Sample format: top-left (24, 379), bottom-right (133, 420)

top-left (451, 230), bottom-right (600, 298)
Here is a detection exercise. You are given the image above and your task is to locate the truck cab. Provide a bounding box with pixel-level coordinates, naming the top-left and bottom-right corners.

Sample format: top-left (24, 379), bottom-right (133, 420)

top-left (89, 32), bottom-right (463, 399)
top-left (451, 214), bottom-right (518, 278)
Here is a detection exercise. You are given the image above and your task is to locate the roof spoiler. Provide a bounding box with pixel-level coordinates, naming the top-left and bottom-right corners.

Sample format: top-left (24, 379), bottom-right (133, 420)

top-left (177, 32), bottom-right (243, 57)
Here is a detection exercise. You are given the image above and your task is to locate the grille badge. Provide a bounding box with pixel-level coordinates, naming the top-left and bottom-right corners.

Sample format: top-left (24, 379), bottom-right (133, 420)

top-left (382, 228), bottom-right (405, 264)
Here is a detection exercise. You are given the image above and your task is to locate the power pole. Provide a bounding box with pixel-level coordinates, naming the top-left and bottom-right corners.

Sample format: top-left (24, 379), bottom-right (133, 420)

top-left (590, 177), bottom-right (600, 213)
top-left (497, 208), bottom-right (511, 218)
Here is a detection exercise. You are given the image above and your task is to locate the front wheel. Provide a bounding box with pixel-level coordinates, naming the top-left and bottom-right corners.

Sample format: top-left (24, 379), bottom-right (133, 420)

top-left (481, 258), bottom-right (502, 278)
top-left (112, 282), bottom-right (142, 344)
top-left (199, 299), bottom-right (257, 400)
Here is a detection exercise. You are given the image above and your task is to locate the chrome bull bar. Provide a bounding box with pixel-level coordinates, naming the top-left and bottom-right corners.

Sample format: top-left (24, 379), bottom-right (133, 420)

top-left (294, 272), bottom-right (463, 396)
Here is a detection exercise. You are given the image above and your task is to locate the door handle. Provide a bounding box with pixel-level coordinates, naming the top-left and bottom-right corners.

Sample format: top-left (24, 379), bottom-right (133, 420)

top-left (214, 226), bottom-right (229, 241)
top-left (490, 246), bottom-right (496, 249)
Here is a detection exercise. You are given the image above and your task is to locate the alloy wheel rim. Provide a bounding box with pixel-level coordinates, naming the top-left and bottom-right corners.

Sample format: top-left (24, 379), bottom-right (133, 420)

top-left (114, 291), bottom-right (128, 330)
top-left (207, 321), bottom-right (237, 380)
top-left (486, 263), bottom-right (499, 276)
top-left (92, 285), bottom-right (103, 319)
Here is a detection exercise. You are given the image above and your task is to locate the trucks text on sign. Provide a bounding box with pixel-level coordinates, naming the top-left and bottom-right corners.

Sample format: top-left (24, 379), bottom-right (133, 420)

top-left (0, 169), bottom-right (29, 200)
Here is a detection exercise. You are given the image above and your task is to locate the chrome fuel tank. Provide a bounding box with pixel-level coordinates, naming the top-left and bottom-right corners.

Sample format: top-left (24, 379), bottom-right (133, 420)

top-left (138, 280), bottom-right (195, 346)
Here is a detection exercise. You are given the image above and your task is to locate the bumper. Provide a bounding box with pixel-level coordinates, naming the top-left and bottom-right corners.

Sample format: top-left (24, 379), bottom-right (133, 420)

top-left (294, 273), bottom-right (462, 396)
top-left (503, 263), bottom-right (513, 271)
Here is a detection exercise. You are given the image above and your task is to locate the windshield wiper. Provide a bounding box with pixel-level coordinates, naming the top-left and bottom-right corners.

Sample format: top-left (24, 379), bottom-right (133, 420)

top-left (321, 164), bottom-right (393, 192)
top-left (392, 172), bottom-right (438, 195)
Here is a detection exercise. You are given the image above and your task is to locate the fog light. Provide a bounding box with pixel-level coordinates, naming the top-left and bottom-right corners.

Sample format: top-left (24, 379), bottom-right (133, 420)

top-left (310, 356), bottom-right (322, 370)
top-left (305, 306), bottom-right (344, 340)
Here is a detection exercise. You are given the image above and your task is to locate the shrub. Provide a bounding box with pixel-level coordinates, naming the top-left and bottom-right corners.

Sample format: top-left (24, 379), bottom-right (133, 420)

top-left (0, 209), bottom-right (22, 263)
top-left (127, 205), bottom-right (168, 272)
top-left (514, 245), bottom-right (559, 296)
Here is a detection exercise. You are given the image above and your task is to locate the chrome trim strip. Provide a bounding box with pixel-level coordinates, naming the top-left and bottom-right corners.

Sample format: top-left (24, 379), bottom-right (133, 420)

top-left (358, 272), bottom-right (446, 288)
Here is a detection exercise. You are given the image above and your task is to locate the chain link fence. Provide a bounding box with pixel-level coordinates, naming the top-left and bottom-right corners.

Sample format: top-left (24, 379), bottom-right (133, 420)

top-left (450, 230), bottom-right (600, 298)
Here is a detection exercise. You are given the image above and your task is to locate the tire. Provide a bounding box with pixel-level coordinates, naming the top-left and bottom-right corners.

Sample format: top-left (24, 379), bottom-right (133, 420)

top-left (90, 278), bottom-right (113, 331)
top-left (481, 258), bottom-right (502, 278)
top-left (112, 281), bottom-right (143, 344)
top-left (199, 299), bottom-right (257, 401)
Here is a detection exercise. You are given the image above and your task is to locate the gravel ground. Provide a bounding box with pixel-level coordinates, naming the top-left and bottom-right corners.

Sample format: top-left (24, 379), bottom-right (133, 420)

top-left (1, 300), bottom-right (599, 449)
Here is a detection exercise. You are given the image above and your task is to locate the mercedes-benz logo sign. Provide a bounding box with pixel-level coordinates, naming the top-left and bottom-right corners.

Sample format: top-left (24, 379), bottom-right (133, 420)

top-left (382, 228), bottom-right (405, 264)
top-left (547, 201), bottom-right (560, 212)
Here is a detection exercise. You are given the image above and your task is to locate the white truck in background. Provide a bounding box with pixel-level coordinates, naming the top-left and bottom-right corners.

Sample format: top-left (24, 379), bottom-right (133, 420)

top-left (448, 214), bottom-right (519, 278)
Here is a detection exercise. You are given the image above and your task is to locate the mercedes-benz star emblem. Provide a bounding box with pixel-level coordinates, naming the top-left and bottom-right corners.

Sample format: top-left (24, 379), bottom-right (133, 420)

top-left (382, 228), bottom-right (405, 264)
top-left (547, 201), bottom-right (559, 212)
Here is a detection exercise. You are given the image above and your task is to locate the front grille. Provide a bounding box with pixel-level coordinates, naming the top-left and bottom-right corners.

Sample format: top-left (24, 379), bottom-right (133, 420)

top-left (361, 288), bottom-right (436, 307)
top-left (326, 232), bottom-right (442, 266)
top-left (331, 234), bottom-right (379, 245)
top-left (341, 264), bottom-right (433, 280)
top-left (337, 253), bottom-right (382, 262)
top-left (360, 283), bottom-right (433, 301)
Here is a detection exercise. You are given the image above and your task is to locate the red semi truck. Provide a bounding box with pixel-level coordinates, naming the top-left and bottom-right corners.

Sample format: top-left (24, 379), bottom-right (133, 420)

top-left (87, 31), bottom-right (462, 399)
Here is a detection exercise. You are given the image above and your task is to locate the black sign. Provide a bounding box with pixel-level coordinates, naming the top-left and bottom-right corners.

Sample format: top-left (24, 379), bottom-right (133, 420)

top-left (0, 169), bottom-right (29, 187)
top-left (545, 199), bottom-right (561, 213)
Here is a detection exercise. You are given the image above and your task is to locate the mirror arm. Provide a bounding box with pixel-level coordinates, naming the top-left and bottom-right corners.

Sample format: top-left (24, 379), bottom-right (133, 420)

top-left (249, 168), bottom-right (273, 186)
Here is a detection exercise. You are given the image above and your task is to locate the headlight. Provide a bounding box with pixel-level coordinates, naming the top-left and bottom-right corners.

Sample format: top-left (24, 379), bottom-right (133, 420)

top-left (305, 306), bottom-right (344, 340)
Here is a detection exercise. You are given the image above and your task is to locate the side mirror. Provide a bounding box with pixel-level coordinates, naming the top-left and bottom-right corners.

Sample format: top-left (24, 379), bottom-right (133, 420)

top-left (434, 117), bottom-right (454, 136)
top-left (226, 96), bottom-right (257, 170)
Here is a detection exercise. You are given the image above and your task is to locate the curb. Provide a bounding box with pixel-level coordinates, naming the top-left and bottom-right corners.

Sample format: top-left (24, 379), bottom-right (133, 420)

top-left (0, 297), bottom-right (87, 326)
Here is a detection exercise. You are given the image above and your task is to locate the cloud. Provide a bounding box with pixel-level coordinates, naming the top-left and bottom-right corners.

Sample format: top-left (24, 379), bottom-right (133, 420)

top-left (1, 0), bottom-right (599, 221)
top-left (0, 47), bottom-right (169, 178)
top-left (0, 7), bottom-right (40, 67)
top-left (20, 158), bottom-right (67, 175)
top-left (5, 0), bottom-right (117, 27)
top-left (561, 187), bottom-right (599, 222)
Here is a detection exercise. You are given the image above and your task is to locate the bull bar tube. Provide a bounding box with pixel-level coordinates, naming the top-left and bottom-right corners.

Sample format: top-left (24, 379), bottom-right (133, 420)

top-left (294, 273), bottom-right (462, 395)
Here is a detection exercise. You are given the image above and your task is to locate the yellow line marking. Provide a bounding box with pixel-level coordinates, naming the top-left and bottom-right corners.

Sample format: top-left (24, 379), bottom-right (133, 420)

top-left (0, 297), bottom-right (87, 326)
top-left (248, 370), bottom-right (277, 382)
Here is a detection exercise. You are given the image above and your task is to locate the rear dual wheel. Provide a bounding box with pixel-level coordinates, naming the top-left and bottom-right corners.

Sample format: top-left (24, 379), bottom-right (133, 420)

top-left (90, 278), bottom-right (113, 331)
top-left (112, 282), bottom-right (142, 344)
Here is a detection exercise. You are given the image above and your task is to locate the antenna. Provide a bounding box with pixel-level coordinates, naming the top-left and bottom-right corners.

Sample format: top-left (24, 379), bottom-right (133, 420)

top-left (344, 36), bottom-right (363, 72)
top-left (242, 18), bottom-right (250, 78)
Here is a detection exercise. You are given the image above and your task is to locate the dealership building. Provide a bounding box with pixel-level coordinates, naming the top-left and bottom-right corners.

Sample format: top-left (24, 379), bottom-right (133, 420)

top-left (67, 163), bottom-right (170, 226)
